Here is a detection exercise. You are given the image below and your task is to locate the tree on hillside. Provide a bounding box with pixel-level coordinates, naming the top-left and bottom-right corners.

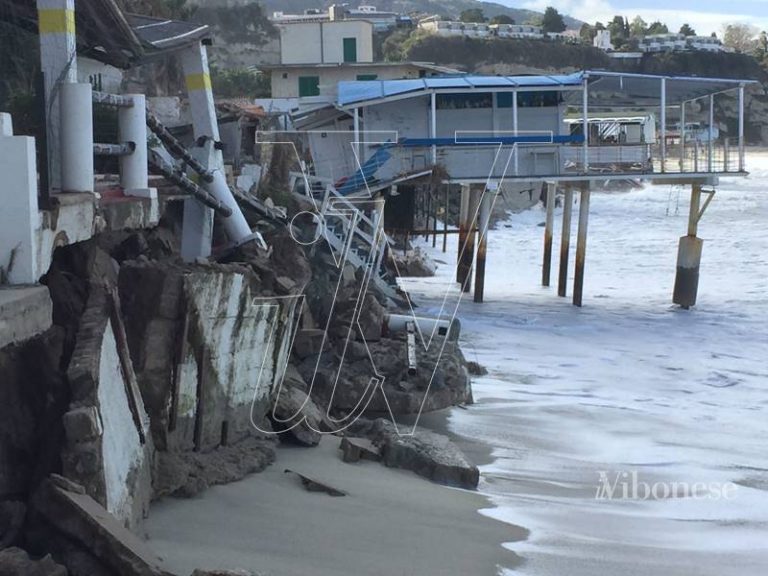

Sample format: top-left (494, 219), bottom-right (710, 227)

top-left (646, 21), bottom-right (669, 35)
top-left (490, 15), bottom-right (516, 25)
top-left (459, 9), bottom-right (486, 23)
top-left (579, 23), bottom-right (595, 43)
top-left (679, 23), bottom-right (696, 36)
top-left (630, 16), bottom-right (647, 37)
top-left (722, 23), bottom-right (759, 52)
top-left (541, 7), bottom-right (566, 34)
top-left (607, 16), bottom-right (629, 47)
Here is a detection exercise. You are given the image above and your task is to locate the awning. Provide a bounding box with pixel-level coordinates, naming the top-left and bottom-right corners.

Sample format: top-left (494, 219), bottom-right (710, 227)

top-left (581, 71), bottom-right (756, 107)
top-left (337, 73), bottom-right (585, 106)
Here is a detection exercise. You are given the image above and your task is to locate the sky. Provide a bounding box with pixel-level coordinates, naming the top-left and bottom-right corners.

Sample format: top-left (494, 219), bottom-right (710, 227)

top-left (506, 0), bottom-right (768, 35)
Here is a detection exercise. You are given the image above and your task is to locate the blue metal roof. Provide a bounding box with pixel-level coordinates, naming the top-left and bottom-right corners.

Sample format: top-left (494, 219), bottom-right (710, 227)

top-left (337, 73), bottom-right (585, 106)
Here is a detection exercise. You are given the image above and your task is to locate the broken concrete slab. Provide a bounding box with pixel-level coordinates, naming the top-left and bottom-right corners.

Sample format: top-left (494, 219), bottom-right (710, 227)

top-left (270, 374), bottom-right (331, 447)
top-left (283, 469), bottom-right (347, 497)
top-left (0, 287), bottom-right (53, 349)
top-left (31, 478), bottom-right (171, 576)
top-left (0, 547), bottom-right (67, 576)
top-left (339, 437), bottom-right (380, 464)
top-left (368, 420), bottom-right (479, 490)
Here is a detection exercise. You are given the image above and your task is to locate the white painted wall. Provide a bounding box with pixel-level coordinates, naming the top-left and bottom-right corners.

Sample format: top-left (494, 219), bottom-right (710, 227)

top-left (271, 64), bottom-right (438, 98)
top-left (98, 320), bottom-right (144, 525)
top-left (279, 21), bottom-right (374, 64)
top-left (0, 119), bottom-right (39, 285)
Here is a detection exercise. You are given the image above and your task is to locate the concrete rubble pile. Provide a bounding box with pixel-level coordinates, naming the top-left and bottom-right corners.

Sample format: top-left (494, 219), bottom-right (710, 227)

top-left (0, 181), bottom-right (477, 575)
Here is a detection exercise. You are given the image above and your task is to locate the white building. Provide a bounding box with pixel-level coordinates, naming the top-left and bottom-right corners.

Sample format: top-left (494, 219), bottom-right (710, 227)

top-left (272, 5), bottom-right (404, 32)
top-left (636, 33), bottom-right (728, 53)
top-left (419, 19), bottom-right (554, 40)
top-left (278, 20), bottom-right (375, 65)
top-left (490, 23), bottom-right (544, 39)
top-left (593, 29), bottom-right (612, 51)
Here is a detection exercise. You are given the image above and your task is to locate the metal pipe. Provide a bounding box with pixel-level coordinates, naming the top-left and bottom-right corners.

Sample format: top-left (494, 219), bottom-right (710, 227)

top-left (738, 84), bottom-right (745, 172)
top-left (93, 142), bottom-right (135, 156)
top-left (512, 90), bottom-right (518, 136)
top-left (660, 77), bottom-right (666, 173)
top-left (353, 106), bottom-right (361, 164)
top-left (406, 322), bottom-right (417, 375)
top-left (558, 185), bottom-right (574, 297)
top-left (542, 182), bottom-right (555, 286)
top-left (92, 91), bottom-right (134, 108)
top-left (146, 113), bottom-right (214, 183)
top-left (709, 94), bottom-right (714, 172)
top-left (582, 78), bottom-right (589, 173)
top-left (383, 314), bottom-right (460, 341)
top-left (474, 189), bottom-right (491, 303)
top-left (430, 91), bottom-right (437, 165)
top-left (679, 101), bottom-right (686, 172)
top-left (148, 150), bottom-right (233, 217)
top-left (573, 183), bottom-right (591, 307)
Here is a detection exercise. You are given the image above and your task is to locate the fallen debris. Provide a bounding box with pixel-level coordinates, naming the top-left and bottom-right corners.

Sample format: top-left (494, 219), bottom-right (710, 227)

top-left (283, 469), bottom-right (347, 497)
top-left (30, 477), bottom-right (171, 576)
top-left (339, 437), bottom-right (380, 464)
top-left (0, 547), bottom-right (67, 576)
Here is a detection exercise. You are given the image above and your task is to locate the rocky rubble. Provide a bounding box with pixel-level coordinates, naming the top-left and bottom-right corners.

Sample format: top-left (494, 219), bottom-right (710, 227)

top-left (348, 419), bottom-right (480, 490)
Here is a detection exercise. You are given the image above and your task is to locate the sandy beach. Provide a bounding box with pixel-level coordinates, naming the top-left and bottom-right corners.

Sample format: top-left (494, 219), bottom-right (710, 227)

top-left (146, 435), bottom-right (525, 576)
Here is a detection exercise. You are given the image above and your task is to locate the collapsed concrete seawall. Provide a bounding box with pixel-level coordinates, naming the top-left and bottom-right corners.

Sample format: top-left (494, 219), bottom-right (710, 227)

top-left (118, 260), bottom-right (299, 456)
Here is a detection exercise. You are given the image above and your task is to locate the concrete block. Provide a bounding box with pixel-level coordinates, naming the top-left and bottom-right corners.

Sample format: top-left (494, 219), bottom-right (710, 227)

top-left (0, 287), bottom-right (53, 349)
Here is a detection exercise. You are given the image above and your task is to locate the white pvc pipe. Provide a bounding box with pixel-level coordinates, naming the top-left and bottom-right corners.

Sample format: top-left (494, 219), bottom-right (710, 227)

top-left (119, 93), bottom-right (149, 194)
top-left (60, 82), bottom-right (93, 193)
top-left (738, 85), bottom-right (745, 172)
top-left (660, 78), bottom-right (666, 173)
top-left (384, 314), bottom-right (460, 341)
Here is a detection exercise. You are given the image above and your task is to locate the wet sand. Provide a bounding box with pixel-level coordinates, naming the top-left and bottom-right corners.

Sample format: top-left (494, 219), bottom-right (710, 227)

top-left (146, 435), bottom-right (525, 576)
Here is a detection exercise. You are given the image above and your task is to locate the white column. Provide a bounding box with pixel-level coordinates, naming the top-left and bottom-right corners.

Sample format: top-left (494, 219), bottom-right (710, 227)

top-left (660, 77), bottom-right (667, 172)
top-left (180, 42), bottom-right (251, 257)
top-left (582, 78), bottom-right (589, 173)
top-left (353, 107), bottom-right (361, 165)
top-left (60, 83), bottom-right (93, 193)
top-left (37, 0), bottom-right (77, 192)
top-left (119, 94), bottom-right (153, 198)
top-left (430, 92), bottom-right (437, 165)
top-left (708, 93), bottom-right (715, 172)
top-left (679, 101), bottom-right (686, 172)
top-left (0, 114), bottom-right (40, 284)
top-left (512, 90), bottom-right (519, 135)
top-left (738, 85), bottom-right (745, 172)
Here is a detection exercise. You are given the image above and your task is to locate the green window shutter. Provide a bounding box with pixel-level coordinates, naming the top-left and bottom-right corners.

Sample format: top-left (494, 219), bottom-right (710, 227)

top-left (298, 76), bottom-right (320, 97)
top-left (356, 74), bottom-right (378, 81)
top-left (343, 37), bottom-right (358, 63)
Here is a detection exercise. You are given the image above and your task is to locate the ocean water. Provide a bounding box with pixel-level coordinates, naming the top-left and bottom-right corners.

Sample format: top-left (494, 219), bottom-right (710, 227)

top-left (403, 152), bottom-right (768, 576)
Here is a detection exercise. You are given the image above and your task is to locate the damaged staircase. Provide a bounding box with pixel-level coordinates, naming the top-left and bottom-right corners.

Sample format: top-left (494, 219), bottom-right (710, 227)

top-left (291, 173), bottom-right (400, 302)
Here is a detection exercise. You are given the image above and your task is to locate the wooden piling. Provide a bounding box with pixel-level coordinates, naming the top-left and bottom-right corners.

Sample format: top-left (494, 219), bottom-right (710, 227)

top-left (457, 185), bottom-right (470, 284)
top-left (474, 189), bottom-right (491, 303)
top-left (573, 183), bottom-right (591, 307)
top-left (558, 185), bottom-right (574, 297)
top-left (442, 185), bottom-right (448, 253)
top-left (542, 182), bottom-right (555, 287)
top-left (462, 186), bottom-right (481, 293)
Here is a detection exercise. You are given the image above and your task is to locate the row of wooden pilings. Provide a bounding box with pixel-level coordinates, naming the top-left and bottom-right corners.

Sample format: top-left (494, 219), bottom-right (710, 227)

top-left (455, 181), bottom-right (592, 306)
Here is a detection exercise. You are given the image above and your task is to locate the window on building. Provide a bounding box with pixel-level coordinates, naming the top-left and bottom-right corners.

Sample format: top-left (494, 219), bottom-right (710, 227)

top-left (356, 74), bottom-right (378, 81)
top-left (497, 91), bottom-right (560, 108)
top-left (343, 38), bottom-right (358, 63)
top-left (298, 76), bottom-right (320, 97)
top-left (436, 93), bottom-right (492, 110)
